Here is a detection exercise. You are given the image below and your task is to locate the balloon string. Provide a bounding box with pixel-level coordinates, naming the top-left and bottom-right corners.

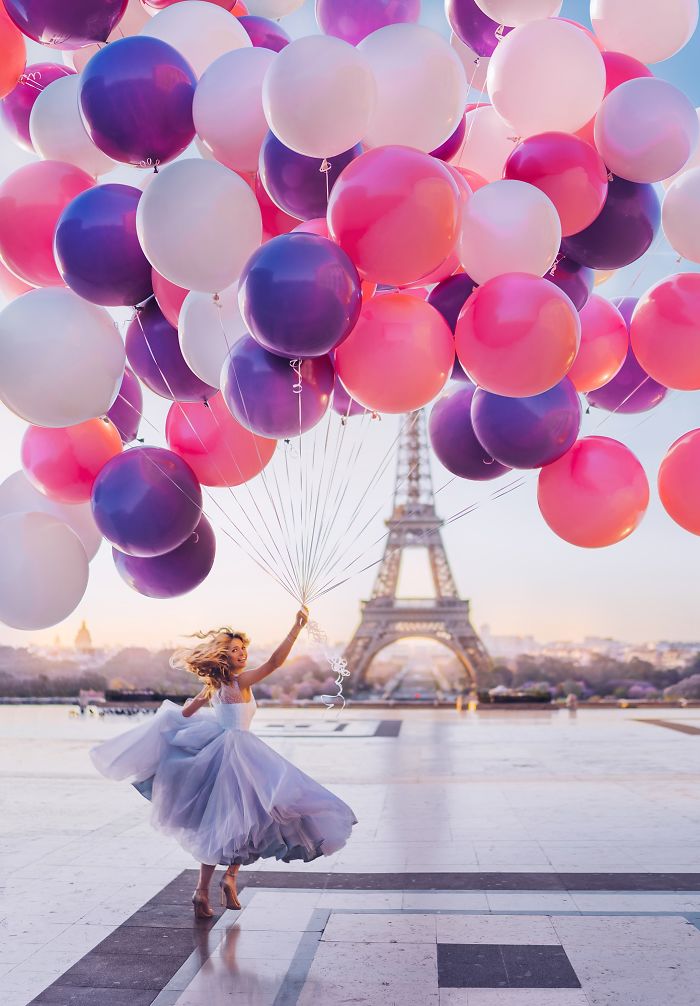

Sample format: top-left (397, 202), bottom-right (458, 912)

top-left (320, 159), bottom-right (331, 204)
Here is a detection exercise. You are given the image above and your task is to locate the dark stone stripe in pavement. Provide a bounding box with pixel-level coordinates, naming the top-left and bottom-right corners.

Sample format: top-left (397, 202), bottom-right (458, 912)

top-left (375, 720), bottom-right (402, 737)
top-left (635, 718), bottom-right (700, 735)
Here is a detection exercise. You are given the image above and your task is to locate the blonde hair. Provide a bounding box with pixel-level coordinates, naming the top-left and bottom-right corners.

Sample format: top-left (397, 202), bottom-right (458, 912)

top-left (170, 627), bottom-right (251, 700)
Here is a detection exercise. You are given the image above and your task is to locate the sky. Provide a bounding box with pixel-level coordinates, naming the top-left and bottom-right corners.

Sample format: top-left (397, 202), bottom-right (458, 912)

top-left (0, 0), bottom-right (699, 651)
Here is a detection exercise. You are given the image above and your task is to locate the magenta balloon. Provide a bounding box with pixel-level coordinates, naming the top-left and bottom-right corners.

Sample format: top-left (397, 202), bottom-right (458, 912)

top-left (445, 0), bottom-right (511, 57)
top-left (113, 514), bottom-right (215, 598)
top-left (107, 366), bottom-right (143, 444)
top-left (92, 446), bottom-right (202, 557)
top-left (427, 273), bottom-right (477, 333)
top-left (472, 378), bottom-right (582, 470)
top-left (430, 115), bottom-right (466, 162)
top-left (585, 296), bottom-right (668, 414)
top-left (0, 64), bottom-right (74, 152)
top-left (316, 0), bottom-right (420, 46)
top-left (429, 383), bottom-right (511, 481)
top-left (3, 0), bottom-right (127, 49)
top-left (54, 184), bottom-right (153, 307)
top-left (545, 255), bottom-right (594, 312)
top-left (561, 176), bottom-right (660, 271)
top-left (222, 335), bottom-right (334, 438)
top-left (79, 36), bottom-right (196, 167)
top-left (238, 15), bottom-right (290, 51)
top-left (126, 299), bottom-right (216, 402)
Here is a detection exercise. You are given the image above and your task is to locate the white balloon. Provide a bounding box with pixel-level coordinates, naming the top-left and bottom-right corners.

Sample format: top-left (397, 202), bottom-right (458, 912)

top-left (452, 105), bottom-right (518, 181)
top-left (136, 158), bottom-right (262, 293)
top-left (246, 0), bottom-right (304, 13)
top-left (594, 78), bottom-right (699, 184)
top-left (591, 0), bottom-right (698, 65)
top-left (65, 0), bottom-right (151, 73)
top-left (459, 179), bottom-right (561, 285)
top-left (664, 108), bottom-right (700, 187)
top-left (29, 74), bottom-right (115, 178)
top-left (179, 285), bottom-right (247, 387)
top-left (0, 471), bottom-right (102, 561)
top-left (140, 1), bottom-right (251, 79)
top-left (662, 167), bottom-right (700, 263)
top-left (358, 24), bottom-right (467, 152)
top-left (0, 512), bottom-right (89, 630)
top-left (487, 19), bottom-right (605, 137)
top-left (451, 33), bottom-right (490, 95)
top-left (474, 0), bottom-right (562, 26)
top-left (0, 289), bottom-right (125, 428)
top-left (263, 35), bottom-right (376, 158)
top-left (194, 47), bottom-right (275, 174)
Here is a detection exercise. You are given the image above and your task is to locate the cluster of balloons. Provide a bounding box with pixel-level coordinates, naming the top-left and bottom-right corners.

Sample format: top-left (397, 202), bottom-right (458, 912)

top-left (0, 0), bottom-right (699, 630)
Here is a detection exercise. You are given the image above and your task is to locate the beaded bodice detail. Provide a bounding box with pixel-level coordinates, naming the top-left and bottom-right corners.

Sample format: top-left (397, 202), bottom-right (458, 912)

top-left (210, 678), bottom-right (257, 732)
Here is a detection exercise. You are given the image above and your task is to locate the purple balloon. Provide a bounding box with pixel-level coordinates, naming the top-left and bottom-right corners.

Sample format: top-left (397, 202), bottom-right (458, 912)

top-left (222, 336), bottom-right (334, 438)
top-left (430, 384), bottom-right (511, 481)
top-left (3, 0), bottom-right (127, 49)
top-left (316, 0), bottom-right (420, 46)
top-left (107, 367), bottom-right (143, 444)
top-left (0, 64), bottom-right (74, 152)
top-left (585, 297), bottom-right (668, 414)
top-left (545, 255), bottom-right (594, 312)
top-left (79, 36), bottom-right (196, 167)
top-left (92, 446), bottom-right (202, 558)
top-left (332, 375), bottom-right (365, 418)
top-left (126, 299), bottom-right (216, 403)
top-left (259, 131), bottom-right (361, 221)
top-left (238, 232), bottom-right (362, 358)
top-left (113, 514), bottom-right (215, 598)
top-left (428, 273), bottom-right (477, 333)
top-left (430, 116), bottom-right (466, 162)
top-left (472, 379), bottom-right (582, 470)
top-left (238, 15), bottom-right (290, 51)
top-left (561, 176), bottom-right (660, 271)
top-left (445, 0), bottom-right (511, 56)
top-left (54, 184), bottom-right (152, 307)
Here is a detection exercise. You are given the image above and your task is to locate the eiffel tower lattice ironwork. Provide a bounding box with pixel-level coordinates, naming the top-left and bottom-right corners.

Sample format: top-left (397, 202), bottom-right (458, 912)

top-left (343, 409), bottom-right (491, 694)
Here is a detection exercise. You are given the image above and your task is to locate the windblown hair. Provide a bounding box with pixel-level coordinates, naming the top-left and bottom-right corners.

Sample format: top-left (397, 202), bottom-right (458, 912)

top-left (170, 627), bottom-right (251, 699)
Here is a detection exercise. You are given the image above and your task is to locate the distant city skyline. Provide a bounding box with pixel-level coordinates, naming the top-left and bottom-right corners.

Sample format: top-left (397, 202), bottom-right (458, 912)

top-left (1, 0), bottom-right (700, 650)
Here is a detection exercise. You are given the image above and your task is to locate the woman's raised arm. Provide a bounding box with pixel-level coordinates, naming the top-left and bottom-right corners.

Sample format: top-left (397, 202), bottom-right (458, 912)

top-left (237, 608), bottom-right (308, 689)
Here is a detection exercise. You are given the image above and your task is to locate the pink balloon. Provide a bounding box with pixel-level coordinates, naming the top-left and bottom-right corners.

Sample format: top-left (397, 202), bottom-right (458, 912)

top-left (658, 428), bottom-right (700, 535)
top-left (567, 295), bottom-right (628, 393)
top-left (255, 173), bottom-right (299, 240)
top-left (151, 267), bottom-right (188, 328)
top-left (165, 391), bottom-right (276, 487)
top-left (0, 257), bottom-right (33, 299)
top-left (455, 273), bottom-right (580, 397)
top-left (538, 436), bottom-right (649, 548)
top-left (0, 160), bottom-right (94, 288)
top-left (21, 418), bottom-right (123, 504)
top-left (334, 293), bottom-right (454, 413)
top-left (630, 273), bottom-right (700, 390)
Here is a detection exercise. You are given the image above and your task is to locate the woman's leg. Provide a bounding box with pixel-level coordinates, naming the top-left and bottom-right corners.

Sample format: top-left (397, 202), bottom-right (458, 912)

top-left (196, 863), bottom-right (216, 893)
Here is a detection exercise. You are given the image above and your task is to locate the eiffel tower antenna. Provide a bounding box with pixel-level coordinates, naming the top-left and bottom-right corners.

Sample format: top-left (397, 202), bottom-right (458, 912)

top-left (343, 409), bottom-right (491, 694)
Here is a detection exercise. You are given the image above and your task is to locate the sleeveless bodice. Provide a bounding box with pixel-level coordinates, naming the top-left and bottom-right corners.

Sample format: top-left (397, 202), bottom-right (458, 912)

top-left (210, 678), bottom-right (257, 732)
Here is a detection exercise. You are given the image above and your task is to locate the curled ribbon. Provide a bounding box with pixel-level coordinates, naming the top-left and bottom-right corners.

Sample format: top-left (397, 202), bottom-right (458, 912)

top-left (307, 619), bottom-right (350, 712)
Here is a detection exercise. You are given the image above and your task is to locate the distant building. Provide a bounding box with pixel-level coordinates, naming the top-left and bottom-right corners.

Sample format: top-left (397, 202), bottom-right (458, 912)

top-left (75, 621), bottom-right (93, 652)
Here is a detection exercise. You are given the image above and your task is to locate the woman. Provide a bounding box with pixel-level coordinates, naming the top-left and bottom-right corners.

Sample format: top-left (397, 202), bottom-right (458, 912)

top-left (89, 608), bottom-right (357, 918)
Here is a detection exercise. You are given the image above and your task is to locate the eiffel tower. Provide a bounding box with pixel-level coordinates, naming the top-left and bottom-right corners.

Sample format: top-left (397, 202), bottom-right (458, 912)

top-left (343, 409), bottom-right (492, 694)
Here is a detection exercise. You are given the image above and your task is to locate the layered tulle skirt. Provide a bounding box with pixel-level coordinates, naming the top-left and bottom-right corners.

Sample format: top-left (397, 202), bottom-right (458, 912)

top-left (89, 700), bottom-right (357, 866)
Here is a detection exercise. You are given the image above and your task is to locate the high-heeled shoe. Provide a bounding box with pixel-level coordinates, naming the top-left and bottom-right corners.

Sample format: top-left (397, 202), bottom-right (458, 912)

top-left (191, 889), bottom-right (214, 919)
top-left (219, 871), bottom-right (241, 910)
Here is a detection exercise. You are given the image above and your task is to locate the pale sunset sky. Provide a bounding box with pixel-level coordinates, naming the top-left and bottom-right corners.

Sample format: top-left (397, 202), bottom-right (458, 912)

top-left (0, 0), bottom-right (699, 650)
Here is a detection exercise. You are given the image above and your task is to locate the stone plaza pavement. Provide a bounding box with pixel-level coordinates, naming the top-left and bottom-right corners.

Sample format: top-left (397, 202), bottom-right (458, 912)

top-left (1, 704), bottom-right (700, 1005)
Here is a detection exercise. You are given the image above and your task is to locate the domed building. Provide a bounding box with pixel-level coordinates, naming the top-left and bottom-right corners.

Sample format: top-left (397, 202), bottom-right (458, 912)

top-left (75, 621), bottom-right (93, 652)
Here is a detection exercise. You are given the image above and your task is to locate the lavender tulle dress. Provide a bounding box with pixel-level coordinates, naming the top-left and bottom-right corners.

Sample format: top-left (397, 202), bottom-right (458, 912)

top-left (89, 679), bottom-right (357, 866)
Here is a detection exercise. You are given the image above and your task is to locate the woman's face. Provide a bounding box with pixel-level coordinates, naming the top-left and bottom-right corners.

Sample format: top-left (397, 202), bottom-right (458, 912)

top-left (228, 636), bottom-right (248, 670)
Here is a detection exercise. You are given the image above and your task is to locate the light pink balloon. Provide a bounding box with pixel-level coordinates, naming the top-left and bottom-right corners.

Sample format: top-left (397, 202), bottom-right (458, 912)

top-left (663, 167), bottom-right (700, 263)
top-left (474, 0), bottom-right (562, 26)
top-left (458, 180), bottom-right (561, 285)
top-left (591, 0), bottom-right (698, 65)
top-left (595, 78), bottom-right (699, 184)
top-left (452, 105), bottom-right (519, 182)
top-left (487, 19), bottom-right (606, 137)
